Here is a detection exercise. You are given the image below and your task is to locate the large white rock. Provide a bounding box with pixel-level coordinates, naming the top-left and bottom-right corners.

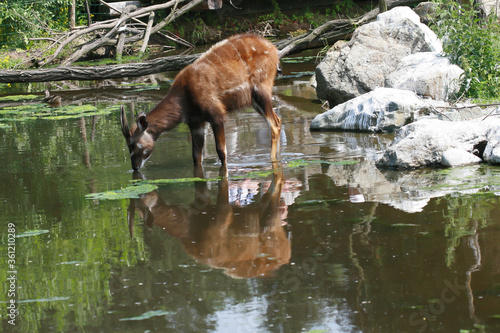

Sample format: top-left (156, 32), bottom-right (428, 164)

top-left (386, 52), bottom-right (463, 101)
top-left (316, 6), bottom-right (443, 106)
top-left (310, 88), bottom-right (435, 132)
top-left (484, 121), bottom-right (500, 163)
top-left (441, 148), bottom-right (482, 167)
top-left (376, 118), bottom-right (500, 168)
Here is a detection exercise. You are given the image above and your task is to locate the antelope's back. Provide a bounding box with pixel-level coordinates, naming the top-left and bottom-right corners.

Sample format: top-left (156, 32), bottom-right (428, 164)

top-left (178, 34), bottom-right (279, 111)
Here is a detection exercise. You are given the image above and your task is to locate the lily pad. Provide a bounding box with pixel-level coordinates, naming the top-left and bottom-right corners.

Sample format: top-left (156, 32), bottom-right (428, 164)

top-left (86, 183), bottom-right (158, 200)
top-left (16, 230), bottom-right (50, 238)
top-left (392, 223), bottom-right (419, 227)
top-left (287, 159), bottom-right (358, 168)
top-left (142, 177), bottom-right (220, 185)
top-left (17, 296), bottom-right (70, 303)
top-left (0, 94), bottom-right (39, 102)
top-left (119, 310), bottom-right (174, 321)
top-left (87, 159), bottom-right (361, 201)
top-left (297, 199), bottom-right (343, 206)
top-left (0, 104), bottom-right (121, 126)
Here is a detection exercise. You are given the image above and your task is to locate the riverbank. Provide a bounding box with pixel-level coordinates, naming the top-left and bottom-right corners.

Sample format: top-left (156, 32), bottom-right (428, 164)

top-left (0, 1), bottom-right (373, 71)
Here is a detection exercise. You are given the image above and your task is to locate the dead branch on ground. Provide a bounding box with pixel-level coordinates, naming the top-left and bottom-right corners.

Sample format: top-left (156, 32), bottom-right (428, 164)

top-left (39, 0), bottom-right (203, 67)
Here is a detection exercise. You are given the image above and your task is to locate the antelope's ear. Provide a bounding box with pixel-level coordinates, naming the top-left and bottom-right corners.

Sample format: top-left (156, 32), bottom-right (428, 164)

top-left (120, 106), bottom-right (130, 139)
top-left (136, 112), bottom-right (148, 133)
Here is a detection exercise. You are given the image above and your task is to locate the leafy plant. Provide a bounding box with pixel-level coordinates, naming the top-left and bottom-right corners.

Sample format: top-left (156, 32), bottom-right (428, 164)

top-left (0, 0), bottom-right (87, 49)
top-left (432, 0), bottom-right (500, 100)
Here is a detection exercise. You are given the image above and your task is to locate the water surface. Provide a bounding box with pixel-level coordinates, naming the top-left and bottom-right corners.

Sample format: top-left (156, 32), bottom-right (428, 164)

top-left (1, 59), bottom-right (499, 333)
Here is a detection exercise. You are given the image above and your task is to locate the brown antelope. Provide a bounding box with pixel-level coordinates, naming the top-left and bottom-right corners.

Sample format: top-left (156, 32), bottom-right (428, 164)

top-left (120, 34), bottom-right (281, 171)
top-left (127, 166), bottom-right (291, 278)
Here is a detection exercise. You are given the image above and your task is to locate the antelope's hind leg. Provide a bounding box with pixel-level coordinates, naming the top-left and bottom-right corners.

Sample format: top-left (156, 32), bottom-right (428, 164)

top-left (210, 120), bottom-right (227, 165)
top-left (189, 123), bottom-right (206, 165)
top-left (251, 86), bottom-right (281, 160)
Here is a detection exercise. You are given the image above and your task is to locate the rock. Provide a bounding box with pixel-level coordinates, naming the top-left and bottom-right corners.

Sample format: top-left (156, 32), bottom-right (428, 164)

top-left (484, 121), bottom-right (500, 164)
top-left (376, 118), bottom-right (500, 169)
top-left (385, 52), bottom-right (463, 101)
top-left (310, 87), bottom-right (492, 133)
top-left (315, 6), bottom-right (442, 106)
top-left (441, 148), bottom-right (482, 167)
top-left (413, 2), bottom-right (438, 24)
top-left (482, 0), bottom-right (500, 17)
top-left (310, 88), bottom-right (435, 132)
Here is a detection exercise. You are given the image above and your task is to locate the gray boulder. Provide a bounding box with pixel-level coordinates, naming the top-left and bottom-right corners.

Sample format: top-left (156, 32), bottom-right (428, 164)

top-left (316, 6), bottom-right (442, 106)
top-left (376, 118), bottom-right (500, 169)
top-left (309, 87), bottom-right (491, 133)
top-left (385, 52), bottom-right (463, 101)
top-left (441, 148), bottom-right (482, 167)
top-left (484, 123), bottom-right (500, 163)
top-left (310, 88), bottom-right (435, 132)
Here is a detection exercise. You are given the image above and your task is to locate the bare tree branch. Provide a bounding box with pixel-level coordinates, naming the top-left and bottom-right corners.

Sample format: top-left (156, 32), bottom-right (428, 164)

top-left (41, 0), bottom-right (201, 67)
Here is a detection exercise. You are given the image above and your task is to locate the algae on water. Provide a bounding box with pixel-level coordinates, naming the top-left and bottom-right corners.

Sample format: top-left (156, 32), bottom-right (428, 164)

top-left (0, 103), bottom-right (121, 127)
top-left (0, 94), bottom-right (39, 102)
top-left (86, 159), bottom-right (361, 201)
top-left (85, 183), bottom-right (158, 200)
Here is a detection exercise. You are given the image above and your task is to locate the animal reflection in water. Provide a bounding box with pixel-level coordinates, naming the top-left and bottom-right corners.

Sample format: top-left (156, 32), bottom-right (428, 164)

top-left (127, 167), bottom-right (291, 278)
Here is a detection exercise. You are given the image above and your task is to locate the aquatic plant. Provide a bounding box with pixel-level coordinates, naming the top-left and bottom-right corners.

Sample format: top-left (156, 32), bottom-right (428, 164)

top-left (86, 159), bottom-right (360, 200)
top-left (85, 183), bottom-right (159, 200)
top-left (0, 103), bottom-right (121, 128)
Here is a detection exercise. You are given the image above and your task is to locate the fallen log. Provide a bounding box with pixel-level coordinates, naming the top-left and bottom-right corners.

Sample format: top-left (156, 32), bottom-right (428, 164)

top-left (0, 55), bottom-right (199, 83)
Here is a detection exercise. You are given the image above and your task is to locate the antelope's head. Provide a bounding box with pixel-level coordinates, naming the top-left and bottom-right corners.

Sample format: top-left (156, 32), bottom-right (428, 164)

top-left (120, 106), bottom-right (155, 171)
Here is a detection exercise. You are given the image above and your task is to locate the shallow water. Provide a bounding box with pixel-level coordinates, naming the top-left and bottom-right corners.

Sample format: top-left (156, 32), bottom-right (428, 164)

top-left (1, 57), bottom-right (500, 333)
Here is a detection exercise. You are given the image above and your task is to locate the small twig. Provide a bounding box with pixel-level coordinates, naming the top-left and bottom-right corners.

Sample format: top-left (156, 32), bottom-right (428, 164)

top-left (434, 102), bottom-right (500, 110)
top-left (229, 0), bottom-right (242, 9)
top-left (433, 102), bottom-right (500, 121)
top-left (321, 100), bottom-right (329, 111)
top-left (428, 106), bottom-right (453, 121)
top-left (481, 106), bottom-right (500, 121)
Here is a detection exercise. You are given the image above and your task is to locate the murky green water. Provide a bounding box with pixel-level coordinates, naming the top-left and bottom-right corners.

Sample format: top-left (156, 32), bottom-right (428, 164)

top-left (1, 59), bottom-right (500, 332)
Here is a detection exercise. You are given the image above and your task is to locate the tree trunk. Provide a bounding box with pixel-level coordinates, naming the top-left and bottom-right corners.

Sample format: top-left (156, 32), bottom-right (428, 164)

top-left (84, 0), bottom-right (92, 26)
top-left (69, 0), bottom-right (76, 29)
top-left (379, 0), bottom-right (388, 13)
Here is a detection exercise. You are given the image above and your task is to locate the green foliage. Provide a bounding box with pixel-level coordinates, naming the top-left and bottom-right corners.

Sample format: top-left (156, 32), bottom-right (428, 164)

top-left (0, 0), bottom-right (87, 49)
top-left (432, 0), bottom-right (500, 100)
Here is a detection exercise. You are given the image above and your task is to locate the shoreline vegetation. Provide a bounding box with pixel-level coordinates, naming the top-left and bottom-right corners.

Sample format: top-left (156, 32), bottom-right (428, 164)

top-left (0, 0), bottom-right (498, 101)
top-left (0, 0), bottom-right (372, 70)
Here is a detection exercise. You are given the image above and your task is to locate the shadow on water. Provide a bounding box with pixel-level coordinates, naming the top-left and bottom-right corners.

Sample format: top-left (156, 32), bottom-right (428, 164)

top-left (0, 52), bottom-right (499, 332)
